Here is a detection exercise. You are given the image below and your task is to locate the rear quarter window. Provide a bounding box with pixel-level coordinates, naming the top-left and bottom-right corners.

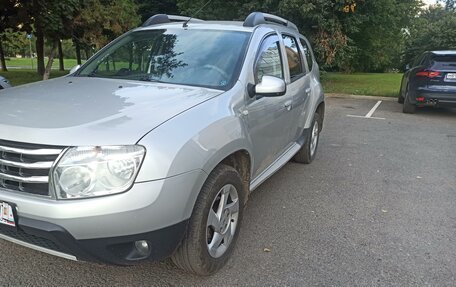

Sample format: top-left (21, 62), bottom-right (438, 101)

top-left (300, 38), bottom-right (314, 72)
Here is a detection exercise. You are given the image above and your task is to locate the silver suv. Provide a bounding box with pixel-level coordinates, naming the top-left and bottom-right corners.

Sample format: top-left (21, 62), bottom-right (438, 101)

top-left (0, 12), bottom-right (324, 275)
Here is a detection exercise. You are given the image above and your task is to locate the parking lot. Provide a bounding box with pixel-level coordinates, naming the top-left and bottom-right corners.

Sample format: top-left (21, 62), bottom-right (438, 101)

top-left (0, 96), bottom-right (455, 286)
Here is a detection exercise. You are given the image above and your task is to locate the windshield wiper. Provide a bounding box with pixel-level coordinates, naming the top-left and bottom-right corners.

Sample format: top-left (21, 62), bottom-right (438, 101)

top-left (138, 74), bottom-right (166, 83)
top-left (87, 70), bottom-right (99, 77)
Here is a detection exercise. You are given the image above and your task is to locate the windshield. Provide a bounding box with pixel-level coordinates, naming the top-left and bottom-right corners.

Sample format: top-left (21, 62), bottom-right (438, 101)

top-left (77, 29), bottom-right (251, 90)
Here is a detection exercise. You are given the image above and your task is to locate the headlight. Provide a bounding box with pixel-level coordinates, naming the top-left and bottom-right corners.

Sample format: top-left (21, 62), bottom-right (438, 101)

top-left (52, 145), bottom-right (146, 199)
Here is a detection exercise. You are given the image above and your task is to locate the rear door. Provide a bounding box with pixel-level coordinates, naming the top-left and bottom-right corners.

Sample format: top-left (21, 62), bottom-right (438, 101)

top-left (280, 34), bottom-right (311, 142)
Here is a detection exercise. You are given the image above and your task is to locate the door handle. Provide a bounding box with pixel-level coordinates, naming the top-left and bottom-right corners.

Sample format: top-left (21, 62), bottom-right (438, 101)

top-left (284, 100), bottom-right (292, 111)
top-left (305, 88), bottom-right (311, 95)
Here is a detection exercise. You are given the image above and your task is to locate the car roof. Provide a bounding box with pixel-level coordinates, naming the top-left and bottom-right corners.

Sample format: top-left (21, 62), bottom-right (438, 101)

top-left (430, 50), bottom-right (456, 56)
top-left (137, 13), bottom-right (301, 35)
top-left (136, 21), bottom-right (255, 33)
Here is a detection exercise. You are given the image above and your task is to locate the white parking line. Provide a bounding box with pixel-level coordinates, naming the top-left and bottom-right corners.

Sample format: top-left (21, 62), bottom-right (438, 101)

top-left (346, 115), bottom-right (386, 120)
top-left (365, 101), bottom-right (382, 118)
top-left (347, 101), bottom-right (385, 120)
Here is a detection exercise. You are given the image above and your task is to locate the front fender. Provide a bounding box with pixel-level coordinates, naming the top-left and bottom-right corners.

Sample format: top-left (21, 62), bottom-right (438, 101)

top-left (135, 83), bottom-right (252, 182)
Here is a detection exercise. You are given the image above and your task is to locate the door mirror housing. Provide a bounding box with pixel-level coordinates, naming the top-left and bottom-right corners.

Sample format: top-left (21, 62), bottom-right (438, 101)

top-left (255, 76), bottom-right (286, 97)
top-left (69, 65), bottom-right (81, 75)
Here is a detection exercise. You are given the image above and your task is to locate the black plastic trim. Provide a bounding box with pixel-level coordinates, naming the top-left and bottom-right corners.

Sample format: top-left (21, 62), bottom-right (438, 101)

top-left (13, 217), bottom-right (188, 265)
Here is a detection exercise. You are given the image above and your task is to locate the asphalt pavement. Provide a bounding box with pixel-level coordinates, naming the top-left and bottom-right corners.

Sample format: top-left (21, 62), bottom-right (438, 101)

top-left (0, 96), bottom-right (455, 286)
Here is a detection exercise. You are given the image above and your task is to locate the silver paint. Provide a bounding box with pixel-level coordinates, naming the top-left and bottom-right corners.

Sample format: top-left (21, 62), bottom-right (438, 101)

top-left (0, 21), bottom-right (324, 247)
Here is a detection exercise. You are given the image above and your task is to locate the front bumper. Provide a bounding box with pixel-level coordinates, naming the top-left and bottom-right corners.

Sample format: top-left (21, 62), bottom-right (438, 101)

top-left (0, 169), bottom-right (208, 264)
top-left (0, 216), bottom-right (188, 264)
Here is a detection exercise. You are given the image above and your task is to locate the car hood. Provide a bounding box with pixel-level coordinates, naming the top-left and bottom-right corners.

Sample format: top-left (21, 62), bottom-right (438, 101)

top-left (0, 77), bottom-right (222, 146)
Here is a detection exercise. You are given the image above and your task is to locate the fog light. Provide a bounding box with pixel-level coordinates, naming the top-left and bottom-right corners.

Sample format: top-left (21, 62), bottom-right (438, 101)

top-left (134, 240), bottom-right (151, 256)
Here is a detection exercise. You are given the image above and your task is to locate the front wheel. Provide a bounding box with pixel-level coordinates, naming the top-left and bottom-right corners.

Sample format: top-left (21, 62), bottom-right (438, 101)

top-left (172, 164), bottom-right (245, 275)
top-left (293, 112), bottom-right (321, 164)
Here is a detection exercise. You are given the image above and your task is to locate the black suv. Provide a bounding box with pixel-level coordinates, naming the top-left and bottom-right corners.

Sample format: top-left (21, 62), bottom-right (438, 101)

top-left (399, 51), bottom-right (456, 113)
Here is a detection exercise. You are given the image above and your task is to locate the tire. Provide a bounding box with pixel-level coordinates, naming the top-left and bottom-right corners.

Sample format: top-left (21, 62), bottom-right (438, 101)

top-left (293, 112), bottom-right (321, 164)
top-left (172, 164), bottom-right (245, 275)
top-left (402, 91), bottom-right (416, 114)
top-left (398, 84), bottom-right (405, 103)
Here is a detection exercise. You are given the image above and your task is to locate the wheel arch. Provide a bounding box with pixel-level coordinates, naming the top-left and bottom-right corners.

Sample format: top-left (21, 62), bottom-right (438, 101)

top-left (219, 149), bottom-right (252, 202)
top-left (315, 100), bottom-right (325, 130)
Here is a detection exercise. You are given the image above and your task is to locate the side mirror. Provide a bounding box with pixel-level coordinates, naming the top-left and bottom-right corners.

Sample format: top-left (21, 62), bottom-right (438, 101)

top-left (69, 65), bottom-right (81, 75)
top-left (405, 64), bottom-right (411, 71)
top-left (255, 76), bottom-right (286, 97)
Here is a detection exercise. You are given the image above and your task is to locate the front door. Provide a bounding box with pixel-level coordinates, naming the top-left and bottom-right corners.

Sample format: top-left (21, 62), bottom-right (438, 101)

top-left (245, 34), bottom-right (297, 179)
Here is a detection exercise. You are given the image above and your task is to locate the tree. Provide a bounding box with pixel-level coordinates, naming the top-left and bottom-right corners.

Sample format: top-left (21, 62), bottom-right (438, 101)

top-left (404, 5), bottom-right (456, 66)
top-left (438, 0), bottom-right (456, 10)
top-left (26, 0), bottom-right (80, 78)
top-left (72, 0), bottom-right (140, 64)
top-left (176, 0), bottom-right (422, 72)
top-left (348, 0), bottom-right (422, 72)
top-left (135, 0), bottom-right (178, 22)
top-left (0, 0), bottom-right (31, 71)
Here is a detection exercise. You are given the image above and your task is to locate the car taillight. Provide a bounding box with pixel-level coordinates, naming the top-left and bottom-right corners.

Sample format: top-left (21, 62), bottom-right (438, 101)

top-left (416, 71), bottom-right (441, 78)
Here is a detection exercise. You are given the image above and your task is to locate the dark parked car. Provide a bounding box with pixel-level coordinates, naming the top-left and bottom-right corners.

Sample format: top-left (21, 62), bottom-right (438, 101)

top-left (399, 50), bottom-right (456, 113)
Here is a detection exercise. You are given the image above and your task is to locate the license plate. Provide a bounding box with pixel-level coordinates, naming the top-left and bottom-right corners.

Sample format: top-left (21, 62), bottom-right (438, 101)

top-left (0, 202), bottom-right (16, 227)
top-left (446, 73), bottom-right (456, 80)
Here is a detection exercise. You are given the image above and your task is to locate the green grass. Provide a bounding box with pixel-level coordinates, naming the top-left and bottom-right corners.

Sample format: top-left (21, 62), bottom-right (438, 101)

top-left (0, 70), bottom-right (68, 86)
top-left (3, 58), bottom-right (83, 70)
top-left (321, 72), bottom-right (403, 97)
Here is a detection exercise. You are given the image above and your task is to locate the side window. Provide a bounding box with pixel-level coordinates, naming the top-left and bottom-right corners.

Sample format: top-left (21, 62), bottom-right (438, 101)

top-left (300, 38), bottom-right (314, 72)
top-left (282, 35), bottom-right (304, 80)
top-left (255, 35), bottom-right (284, 82)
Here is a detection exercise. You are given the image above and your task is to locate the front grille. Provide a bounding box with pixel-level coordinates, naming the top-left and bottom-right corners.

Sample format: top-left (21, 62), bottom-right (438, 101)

top-left (0, 224), bottom-right (66, 254)
top-left (0, 140), bottom-right (64, 196)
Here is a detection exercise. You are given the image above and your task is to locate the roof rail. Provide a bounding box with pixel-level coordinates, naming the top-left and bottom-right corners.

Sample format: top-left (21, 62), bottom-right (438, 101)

top-left (142, 14), bottom-right (203, 27)
top-left (243, 12), bottom-right (298, 31)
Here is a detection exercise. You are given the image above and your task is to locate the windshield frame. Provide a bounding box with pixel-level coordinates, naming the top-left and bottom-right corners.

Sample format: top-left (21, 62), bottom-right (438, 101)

top-left (73, 28), bottom-right (252, 91)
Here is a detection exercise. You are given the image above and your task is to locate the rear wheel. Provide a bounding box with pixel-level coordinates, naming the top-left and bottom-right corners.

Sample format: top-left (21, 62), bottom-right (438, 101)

top-left (398, 92), bottom-right (404, 104)
top-left (293, 112), bottom-right (321, 164)
top-left (172, 164), bottom-right (245, 275)
top-left (403, 91), bottom-right (416, 114)
top-left (398, 83), bottom-right (405, 103)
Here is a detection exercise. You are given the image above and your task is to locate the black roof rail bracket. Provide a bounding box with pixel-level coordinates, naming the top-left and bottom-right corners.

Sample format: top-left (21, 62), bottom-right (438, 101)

top-left (243, 12), bottom-right (298, 31)
top-left (142, 14), bottom-right (203, 27)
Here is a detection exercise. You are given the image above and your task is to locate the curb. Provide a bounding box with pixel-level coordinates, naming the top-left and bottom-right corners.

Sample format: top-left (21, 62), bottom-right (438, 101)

top-left (326, 93), bottom-right (397, 102)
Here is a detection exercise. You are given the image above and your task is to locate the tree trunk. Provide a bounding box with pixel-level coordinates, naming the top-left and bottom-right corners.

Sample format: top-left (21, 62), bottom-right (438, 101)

top-left (84, 48), bottom-right (90, 60)
top-left (58, 40), bottom-right (64, 71)
top-left (43, 40), bottom-right (58, 80)
top-left (0, 38), bottom-right (7, 72)
top-left (75, 40), bottom-right (82, 65)
top-left (35, 27), bottom-right (45, 76)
